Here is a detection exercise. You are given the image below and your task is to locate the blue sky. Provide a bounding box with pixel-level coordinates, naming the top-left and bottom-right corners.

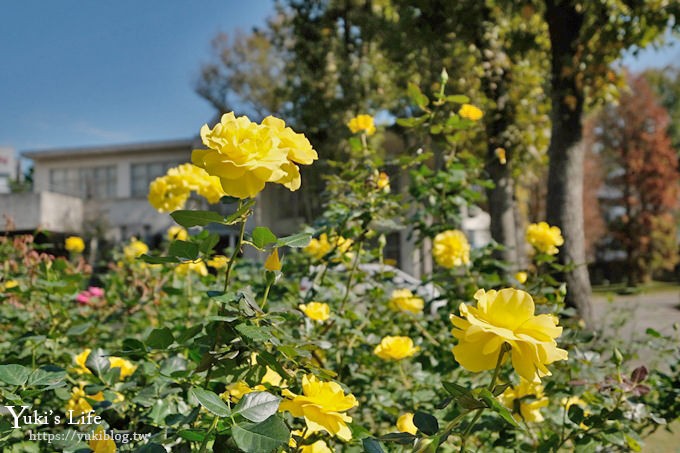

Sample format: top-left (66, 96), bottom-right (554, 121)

top-left (0, 1), bottom-right (273, 152)
top-left (0, 2), bottom-right (678, 154)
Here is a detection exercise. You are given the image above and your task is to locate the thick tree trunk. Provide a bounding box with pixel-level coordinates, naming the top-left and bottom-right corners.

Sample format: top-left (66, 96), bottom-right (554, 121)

top-left (545, 0), bottom-right (593, 325)
top-left (486, 161), bottom-right (519, 267)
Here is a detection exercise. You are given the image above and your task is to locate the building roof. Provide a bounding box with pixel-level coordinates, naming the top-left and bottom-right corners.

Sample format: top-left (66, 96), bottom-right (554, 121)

top-left (23, 138), bottom-right (196, 160)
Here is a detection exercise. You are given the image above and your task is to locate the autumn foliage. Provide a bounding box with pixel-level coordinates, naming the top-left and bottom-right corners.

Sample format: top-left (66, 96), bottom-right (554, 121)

top-left (585, 74), bottom-right (679, 284)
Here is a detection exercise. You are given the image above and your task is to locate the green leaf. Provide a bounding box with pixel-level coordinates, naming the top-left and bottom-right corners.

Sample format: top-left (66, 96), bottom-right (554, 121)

top-left (169, 240), bottom-right (199, 261)
top-left (568, 404), bottom-right (584, 424)
top-left (446, 94), bottom-right (470, 104)
top-left (645, 327), bottom-right (662, 338)
top-left (442, 381), bottom-right (485, 409)
top-left (188, 387), bottom-right (230, 417)
top-left (140, 254), bottom-right (180, 264)
top-left (413, 411), bottom-right (438, 435)
top-left (408, 82), bottom-right (429, 109)
top-left (232, 415), bottom-right (289, 453)
top-left (146, 328), bottom-right (175, 349)
top-left (198, 232), bottom-right (220, 254)
top-left (85, 348), bottom-right (111, 376)
top-left (178, 429), bottom-right (206, 442)
top-left (251, 227), bottom-right (278, 249)
top-left (477, 388), bottom-right (522, 429)
top-left (236, 324), bottom-right (271, 342)
top-left (233, 392), bottom-right (281, 423)
top-left (135, 444), bottom-right (168, 453)
top-left (171, 210), bottom-right (226, 227)
top-left (66, 322), bottom-right (92, 336)
top-left (380, 432), bottom-right (417, 444)
top-left (363, 438), bottom-right (384, 453)
top-left (0, 364), bottom-right (31, 386)
top-left (276, 233), bottom-right (311, 248)
top-left (27, 369), bottom-right (66, 387)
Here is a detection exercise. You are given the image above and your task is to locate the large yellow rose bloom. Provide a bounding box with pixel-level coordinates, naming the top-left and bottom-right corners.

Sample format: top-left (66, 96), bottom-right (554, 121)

top-left (526, 221), bottom-right (564, 255)
top-left (65, 236), bottom-right (85, 254)
top-left (192, 112), bottom-right (317, 199)
top-left (433, 230), bottom-right (470, 268)
top-left (373, 336), bottom-right (420, 361)
top-left (390, 289), bottom-right (424, 314)
top-left (451, 288), bottom-right (568, 383)
top-left (279, 375), bottom-right (358, 441)
top-left (499, 379), bottom-right (549, 422)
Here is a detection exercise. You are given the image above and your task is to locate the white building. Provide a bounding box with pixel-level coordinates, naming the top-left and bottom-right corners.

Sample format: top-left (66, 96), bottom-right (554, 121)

top-left (1, 136), bottom-right (491, 276)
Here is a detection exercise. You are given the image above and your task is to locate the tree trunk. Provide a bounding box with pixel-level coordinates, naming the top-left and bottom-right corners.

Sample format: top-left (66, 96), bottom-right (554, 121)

top-left (486, 160), bottom-right (519, 267)
top-left (545, 0), bottom-right (593, 325)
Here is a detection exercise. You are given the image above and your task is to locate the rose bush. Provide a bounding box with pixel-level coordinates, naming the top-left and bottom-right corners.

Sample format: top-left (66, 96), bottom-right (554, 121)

top-left (0, 78), bottom-right (677, 453)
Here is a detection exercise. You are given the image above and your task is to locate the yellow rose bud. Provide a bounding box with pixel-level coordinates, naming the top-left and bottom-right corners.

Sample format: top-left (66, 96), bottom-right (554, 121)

top-left (264, 248), bottom-right (282, 271)
top-left (515, 271), bottom-right (528, 284)
top-left (397, 412), bottom-right (418, 435)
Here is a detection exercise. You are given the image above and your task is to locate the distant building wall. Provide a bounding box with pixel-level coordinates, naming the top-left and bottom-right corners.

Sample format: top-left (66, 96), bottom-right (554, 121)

top-left (0, 192), bottom-right (82, 232)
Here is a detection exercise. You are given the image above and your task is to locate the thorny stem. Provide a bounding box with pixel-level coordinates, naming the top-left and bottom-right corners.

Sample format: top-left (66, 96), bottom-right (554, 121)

top-left (260, 280), bottom-right (273, 310)
top-left (321, 240), bottom-right (364, 336)
top-left (223, 202), bottom-right (248, 293)
top-left (459, 344), bottom-right (508, 452)
top-left (198, 415), bottom-right (220, 453)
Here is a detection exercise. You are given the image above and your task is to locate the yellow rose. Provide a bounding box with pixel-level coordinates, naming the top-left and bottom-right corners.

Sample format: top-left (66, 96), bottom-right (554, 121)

top-left (148, 175), bottom-right (190, 213)
top-left (451, 288), bottom-right (568, 382)
top-left (264, 248), bottom-right (282, 271)
top-left (396, 412), bottom-right (418, 435)
top-left (347, 114), bottom-right (376, 135)
top-left (174, 261), bottom-right (208, 277)
top-left (300, 440), bottom-right (333, 453)
top-left (433, 230), bottom-right (470, 269)
top-left (526, 222), bottom-right (564, 255)
top-left (495, 147), bottom-right (507, 165)
top-left (66, 386), bottom-right (105, 416)
top-left (390, 289), bottom-right (424, 314)
top-left (458, 104), bottom-right (484, 121)
top-left (279, 374), bottom-right (358, 441)
top-left (207, 255), bottom-right (229, 269)
top-left (515, 271), bottom-right (528, 284)
top-left (299, 302), bottom-right (331, 322)
top-left (500, 379), bottom-right (548, 422)
top-left (123, 239), bottom-right (148, 261)
top-left (65, 236), bottom-right (85, 254)
top-left (167, 226), bottom-right (188, 241)
top-left (289, 431), bottom-right (332, 453)
top-left (1, 280), bottom-right (18, 291)
top-left (222, 381), bottom-right (260, 402)
top-left (89, 426), bottom-right (116, 453)
top-left (373, 336), bottom-right (419, 361)
top-left (192, 112), bottom-right (317, 199)
top-left (73, 349), bottom-right (136, 380)
top-left (108, 357), bottom-right (137, 379)
top-left (304, 233), bottom-right (353, 261)
top-left (562, 396), bottom-right (590, 428)
top-left (261, 367), bottom-right (285, 387)
top-left (376, 171), bottom-right (390, 192)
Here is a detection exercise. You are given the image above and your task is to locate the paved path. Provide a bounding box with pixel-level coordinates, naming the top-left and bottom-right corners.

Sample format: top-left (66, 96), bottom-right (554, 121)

top-left (592, 289), bottom-right (680, 452)
top-left (592, 289), bottom-right (680, 340)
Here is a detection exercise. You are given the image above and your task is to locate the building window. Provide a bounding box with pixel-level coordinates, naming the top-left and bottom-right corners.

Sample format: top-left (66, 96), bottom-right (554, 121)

top-left (130, 161), bottom-right (179, 197)
top-left (49, 166), bottom-right (117, 199)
